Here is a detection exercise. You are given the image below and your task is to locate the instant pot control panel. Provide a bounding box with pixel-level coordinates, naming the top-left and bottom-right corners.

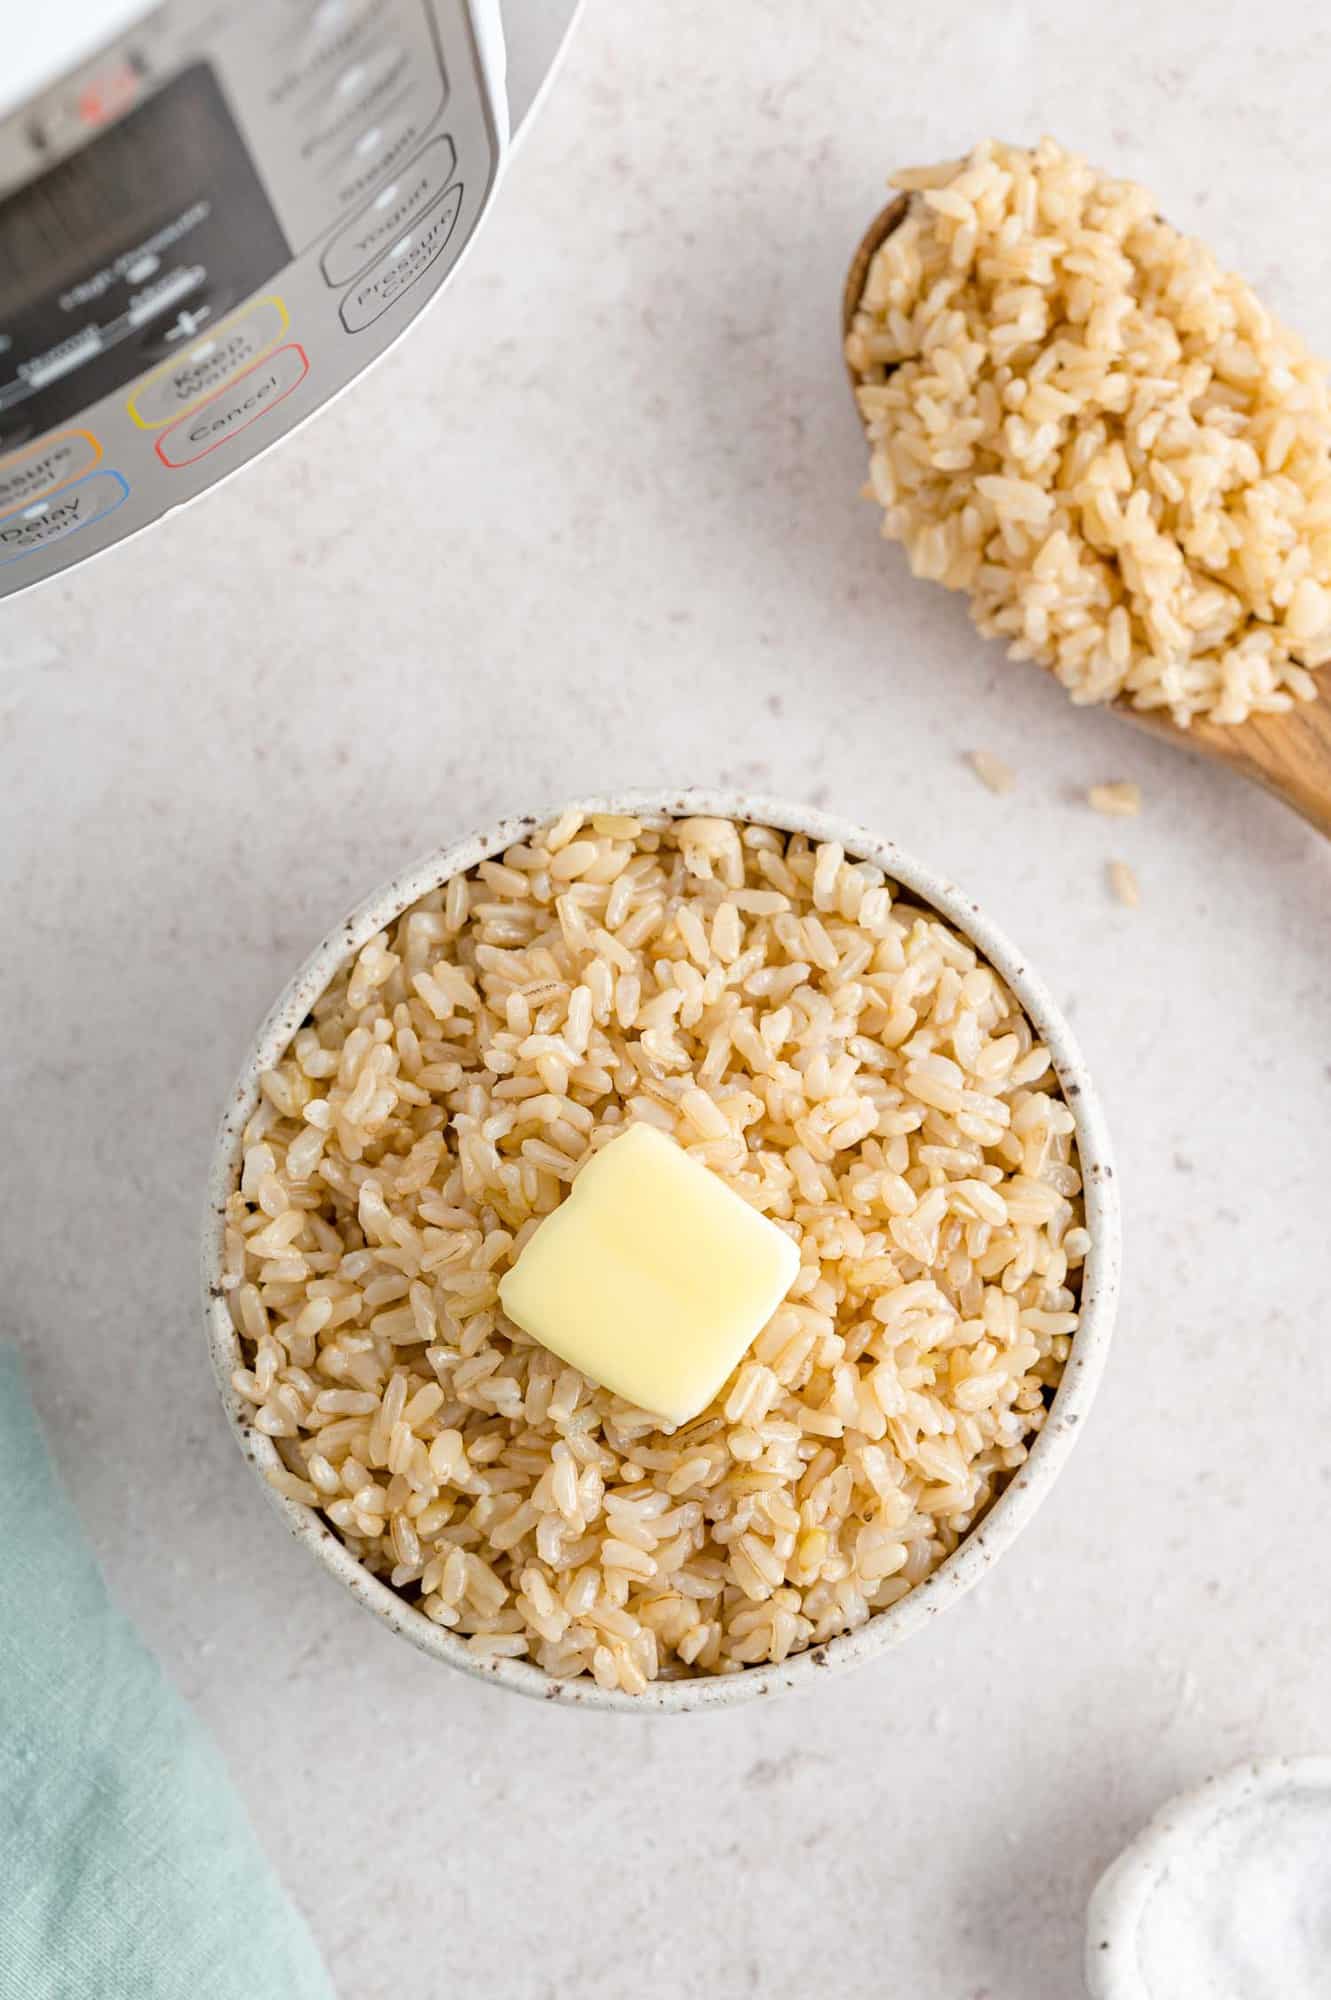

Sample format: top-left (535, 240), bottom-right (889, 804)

top-left (0, 0), bottom-right (502, 600)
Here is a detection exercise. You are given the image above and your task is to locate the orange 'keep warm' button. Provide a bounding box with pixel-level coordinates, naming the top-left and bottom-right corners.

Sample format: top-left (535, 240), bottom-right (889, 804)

top-left (154, 346), bottom-right (309, 468)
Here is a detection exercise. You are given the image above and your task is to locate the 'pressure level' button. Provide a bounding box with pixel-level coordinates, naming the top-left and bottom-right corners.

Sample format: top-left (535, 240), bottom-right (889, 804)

top-left (0, 430), bottom-right (102, 513)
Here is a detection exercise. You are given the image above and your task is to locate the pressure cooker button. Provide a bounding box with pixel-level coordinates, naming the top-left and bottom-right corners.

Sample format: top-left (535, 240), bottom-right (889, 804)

top-left (129, 297), bottom-right (289, 427)
top-left (300, 40), bottom-right (412, 164)
top-left (154, 345), bottom-right (309, 467)
top-left (338, 182), bottom-right (463, 331)
top-left (268, 0), bottom-right (392, 111)
top-left (0, 430), bottom-right (101, 513)
top-left (321, 133), bottom-right (456, 285)
top-left (329, 87), bottom-right (443, 217)
top-left (135, 286), bottom-right (239, 364)
top-left (0, 470), bottom-right (128, 566)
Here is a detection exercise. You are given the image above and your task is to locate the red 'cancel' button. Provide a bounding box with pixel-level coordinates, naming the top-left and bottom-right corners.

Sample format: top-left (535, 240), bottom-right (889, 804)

top-left (154, 345), bottom-right (309, 468)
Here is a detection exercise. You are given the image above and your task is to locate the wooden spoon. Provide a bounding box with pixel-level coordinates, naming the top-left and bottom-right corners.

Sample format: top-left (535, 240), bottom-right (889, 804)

top-left (843, 197), bottom-right (1331, 838)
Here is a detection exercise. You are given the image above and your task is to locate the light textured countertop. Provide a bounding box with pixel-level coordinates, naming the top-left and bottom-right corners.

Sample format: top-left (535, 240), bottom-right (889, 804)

top-left (4, 5), bottom-right (1330, 1995)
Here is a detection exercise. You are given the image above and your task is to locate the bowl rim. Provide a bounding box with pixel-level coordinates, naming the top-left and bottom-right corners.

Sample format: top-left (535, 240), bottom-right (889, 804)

top-left (202, 788), bottom-right (1121, 1713)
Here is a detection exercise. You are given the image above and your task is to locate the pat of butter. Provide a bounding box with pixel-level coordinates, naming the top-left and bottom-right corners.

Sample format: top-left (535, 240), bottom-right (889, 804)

top-left (498, 1123), bottom-right (799, 1426)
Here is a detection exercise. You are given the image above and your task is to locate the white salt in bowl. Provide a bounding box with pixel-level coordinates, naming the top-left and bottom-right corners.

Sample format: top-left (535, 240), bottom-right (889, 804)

top-left (202, 790), bottom-right (1120, 1711)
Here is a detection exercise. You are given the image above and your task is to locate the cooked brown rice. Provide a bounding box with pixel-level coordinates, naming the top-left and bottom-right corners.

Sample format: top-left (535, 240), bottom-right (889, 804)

top-left (847, 137), bottom-right (1331, 726)
top-left (225, 813), bottom-right (1085, 1692)
top-left (1108, 859), bottom-right (1141, 907)
top-left (968, 748), bottom-right (1017, 795)
top-left (1088, 782), bottom-right (1142, 817)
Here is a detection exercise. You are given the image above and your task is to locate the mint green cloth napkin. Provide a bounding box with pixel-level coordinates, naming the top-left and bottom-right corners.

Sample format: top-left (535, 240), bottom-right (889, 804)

top-left (0, 1346), bottom-right (335, 2000)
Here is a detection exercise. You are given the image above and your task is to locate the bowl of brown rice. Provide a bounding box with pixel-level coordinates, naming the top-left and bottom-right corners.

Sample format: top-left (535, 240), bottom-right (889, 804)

top-left (203, 792), bottom-right (1119, 1709)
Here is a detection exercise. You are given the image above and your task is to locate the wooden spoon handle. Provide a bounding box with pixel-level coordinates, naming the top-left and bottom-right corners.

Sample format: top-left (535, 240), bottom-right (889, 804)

top-left (1125, 698), bottom-right (1331, 839)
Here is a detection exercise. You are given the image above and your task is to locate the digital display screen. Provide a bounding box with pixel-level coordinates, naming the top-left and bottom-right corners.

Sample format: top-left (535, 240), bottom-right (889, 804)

top-left (0, 64), bottom-right (289, 454)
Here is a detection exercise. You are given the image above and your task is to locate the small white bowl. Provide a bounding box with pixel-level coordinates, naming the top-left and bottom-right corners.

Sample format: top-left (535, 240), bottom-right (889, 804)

top-left (1086, 1757), bottom-right (1331, 1998)
top-left (203, 790), bottom-right (1120, 1711)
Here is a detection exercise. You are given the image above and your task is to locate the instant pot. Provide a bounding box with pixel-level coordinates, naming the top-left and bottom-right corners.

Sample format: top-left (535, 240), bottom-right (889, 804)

top-left (0, 0), bottom-right (579, 600)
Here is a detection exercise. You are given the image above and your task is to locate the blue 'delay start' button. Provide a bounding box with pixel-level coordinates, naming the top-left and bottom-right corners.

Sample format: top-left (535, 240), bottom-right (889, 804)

top-left (0, 469), bottom-right (130, 564)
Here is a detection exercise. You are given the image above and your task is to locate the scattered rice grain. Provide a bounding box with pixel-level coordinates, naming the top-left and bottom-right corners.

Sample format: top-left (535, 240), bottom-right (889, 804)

top-left (1088, 782), bottom-right (1142, 817)
top-left (1109, 859), bottom-right (1141, 907)
top-left (968, 750), bottom-right (1016, 796)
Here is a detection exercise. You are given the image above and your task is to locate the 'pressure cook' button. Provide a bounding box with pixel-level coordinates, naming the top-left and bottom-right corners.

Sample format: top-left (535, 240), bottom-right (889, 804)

top-left (339, 183), bottom-right (463, 332)
top-left (129, 297), bottom-right (289, 428)
top-left (321, 133), bottom-right (456, 286)
top-left (0, 429), bottom-right (102, 513)
top-left (154, 345), bottom-right (309, 467)
top-left (0, 470), bottom-right (129, 565)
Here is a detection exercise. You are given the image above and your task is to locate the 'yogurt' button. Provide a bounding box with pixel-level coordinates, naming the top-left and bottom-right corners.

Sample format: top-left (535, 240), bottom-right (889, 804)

top-left (130, 297), bottom-right (289, 428)
top-left (154, 345), bottom-right (309, 467)
top-left (321, 133), bottom-right (456, 286)
top-left (339, 183), bottom-right (463, 332)
top-left (0, 470), bottom-right (129, 565)
top-left (0, 430), bottom-right (102, 512)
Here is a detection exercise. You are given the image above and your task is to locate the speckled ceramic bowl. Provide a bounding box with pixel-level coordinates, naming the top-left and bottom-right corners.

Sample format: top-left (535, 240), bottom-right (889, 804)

top-left (203, 790), bottom-right (1120, 1711)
